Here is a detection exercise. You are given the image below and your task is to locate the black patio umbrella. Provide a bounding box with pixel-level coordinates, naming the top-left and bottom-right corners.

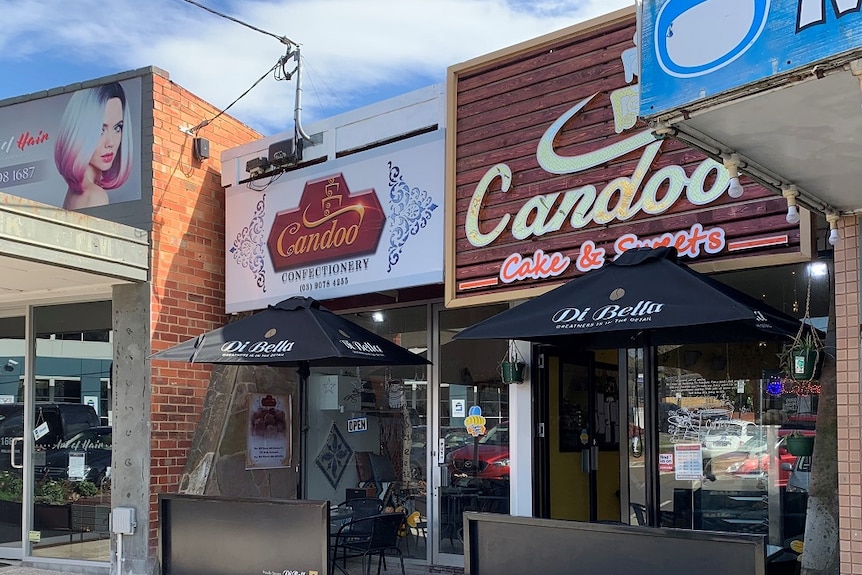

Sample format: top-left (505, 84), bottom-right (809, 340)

top-left (151, 296), bottom-right (430, 370)
top-left (454, 246), bottom-right (805, 526)
top-left (454, 246), bottom-right (802, 348)
top-left (151, 296), bottom-right (428, 500)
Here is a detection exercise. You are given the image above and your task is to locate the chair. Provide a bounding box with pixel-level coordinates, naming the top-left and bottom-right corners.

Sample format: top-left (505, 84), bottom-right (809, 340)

top-left (330, 497), bottom-right (384, 571)
top-left (332, 512), bottom-right (407, 575)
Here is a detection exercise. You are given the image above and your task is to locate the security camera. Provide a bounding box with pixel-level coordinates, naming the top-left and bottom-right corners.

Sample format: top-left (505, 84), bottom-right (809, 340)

top-left (6, 359), bottom-right (17, 366)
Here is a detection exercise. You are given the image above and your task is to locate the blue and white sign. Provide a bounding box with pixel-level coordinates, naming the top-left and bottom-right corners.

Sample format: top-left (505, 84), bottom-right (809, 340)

top-left (640, 0), bottom-right (862, 117)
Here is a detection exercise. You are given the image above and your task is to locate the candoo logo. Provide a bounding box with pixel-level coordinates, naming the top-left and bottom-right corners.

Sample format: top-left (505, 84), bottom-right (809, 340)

top-left (267, 173), bottom-right (385, 272)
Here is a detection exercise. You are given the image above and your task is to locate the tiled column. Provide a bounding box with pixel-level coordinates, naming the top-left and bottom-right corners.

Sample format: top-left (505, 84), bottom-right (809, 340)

top-left (836, 216), bottom-right (861, 574)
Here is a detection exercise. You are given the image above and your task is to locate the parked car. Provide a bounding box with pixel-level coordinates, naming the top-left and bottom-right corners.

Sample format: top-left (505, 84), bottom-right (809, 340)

top-left (786, 454), bottom-right (811, 493)
top-left (700, 420), bottom-right (758, 459)
top-left (0, 403), bottom-right (100, 474)
top-left (778, 413), bottom-right (817, 437)
top-left (38, 426), bottom-right (112, 485)
top-left (408, 426), bottom-right (474, 480)
top-left (712, 436), bottom-right (798, 487)
top-left (447, 422), bottom-right (509, 480)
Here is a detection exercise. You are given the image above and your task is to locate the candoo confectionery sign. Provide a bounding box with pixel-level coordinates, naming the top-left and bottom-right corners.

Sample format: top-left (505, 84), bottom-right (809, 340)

top-left (226, 130), bottom-right (444, 314)
top-left (445, 9), bottom-right (809, 307)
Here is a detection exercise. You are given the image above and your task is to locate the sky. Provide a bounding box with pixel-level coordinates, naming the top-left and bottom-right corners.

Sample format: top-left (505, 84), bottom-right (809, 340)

top-left (0, 0), bottom-right (633, 136)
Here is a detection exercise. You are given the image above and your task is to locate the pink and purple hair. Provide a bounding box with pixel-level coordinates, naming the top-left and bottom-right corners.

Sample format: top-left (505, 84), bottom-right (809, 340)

top-left (54, 82), bottom-right (133, 195)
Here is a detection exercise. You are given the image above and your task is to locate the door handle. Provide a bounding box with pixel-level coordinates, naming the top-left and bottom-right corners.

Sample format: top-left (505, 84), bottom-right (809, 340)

top-left (590, 443), bottom-right (599, 471)
top-left (10, 437), bottom-right (23, 469)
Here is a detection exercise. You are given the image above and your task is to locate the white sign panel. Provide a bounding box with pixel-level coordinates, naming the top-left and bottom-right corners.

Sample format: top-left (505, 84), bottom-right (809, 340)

top-left (451, 399), bottom-right (466, 418)
top-left (33, 421), bottom-right (50, 441)
top-left (68, 452), bottom-right (87, 481)
top-left (225, 130), bottom-right (445, 313)
top-left (84, 395), bottom-right (100, 415)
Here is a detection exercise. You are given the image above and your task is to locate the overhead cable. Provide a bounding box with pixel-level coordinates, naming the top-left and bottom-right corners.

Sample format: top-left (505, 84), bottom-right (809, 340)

top-left (178, 0), bottom-right (299, 46)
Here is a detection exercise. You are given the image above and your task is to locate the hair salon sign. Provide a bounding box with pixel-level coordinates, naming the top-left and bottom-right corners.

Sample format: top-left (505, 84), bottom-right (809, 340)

top-left (446, 10), bottom-right (807, 307)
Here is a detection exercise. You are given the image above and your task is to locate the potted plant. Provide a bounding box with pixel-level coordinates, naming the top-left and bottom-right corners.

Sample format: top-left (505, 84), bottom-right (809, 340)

top-left (785, 431), bottom-right (815, 456)
top-left (780, 330), bottom-right (825, 382)
top-left (498, 342), bottom-right (526, 384)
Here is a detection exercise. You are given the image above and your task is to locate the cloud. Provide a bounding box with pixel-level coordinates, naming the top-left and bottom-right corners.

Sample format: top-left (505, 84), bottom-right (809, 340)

top-left (0, 0), bottom-right (633, 134)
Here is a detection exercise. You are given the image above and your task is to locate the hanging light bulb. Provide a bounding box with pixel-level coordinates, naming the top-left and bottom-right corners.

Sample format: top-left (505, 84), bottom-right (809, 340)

top-left (723, 153), bottom-right (744, 198)
top-left (827, 211), bottom-right (841, 246)
top-left (782, 185), bottom-right (800, 224)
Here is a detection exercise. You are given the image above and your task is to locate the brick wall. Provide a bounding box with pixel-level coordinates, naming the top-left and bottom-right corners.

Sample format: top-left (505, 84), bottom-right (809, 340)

top-left (835, 216), bottom-right (862, 574)
top-left (149, 71), bottom-right (261, 550)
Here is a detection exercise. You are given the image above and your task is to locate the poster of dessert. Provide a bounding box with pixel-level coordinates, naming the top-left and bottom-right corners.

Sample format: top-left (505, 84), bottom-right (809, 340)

top-left (246, 393), bottom-right (292, 469)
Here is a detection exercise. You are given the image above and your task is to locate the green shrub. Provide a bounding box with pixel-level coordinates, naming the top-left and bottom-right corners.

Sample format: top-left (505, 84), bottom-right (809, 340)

top-left (0, 471), bottom-right (22, 502)
top-left (36, 480), bottom-right (74, 505)
top-left (73, 480), bottom-right (99, 498)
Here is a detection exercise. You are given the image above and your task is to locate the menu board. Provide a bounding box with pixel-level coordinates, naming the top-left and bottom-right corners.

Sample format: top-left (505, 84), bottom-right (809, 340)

top-left (674, 444), bottom-right (704, 481)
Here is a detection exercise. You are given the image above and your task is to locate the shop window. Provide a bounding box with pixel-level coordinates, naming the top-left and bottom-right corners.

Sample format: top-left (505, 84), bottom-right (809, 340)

top-left (627, 260), bottom-right (827, 560)
top-left (305, 304), bottom-right (429, 560)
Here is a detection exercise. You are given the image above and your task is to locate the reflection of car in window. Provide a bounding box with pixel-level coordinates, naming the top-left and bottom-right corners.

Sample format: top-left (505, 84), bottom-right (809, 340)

top-left (709, 436), bottom-right (798, 487)
top-left (700, 420), bottom-right (758, 459)
top-left (778, 413), bottom-right (817, 437)
top-left (39, 426), bottom-right (112, 485)
top-left (447, 422), bottom-right (509, 480)
top-left (409, 426), bottom-right (475, 480)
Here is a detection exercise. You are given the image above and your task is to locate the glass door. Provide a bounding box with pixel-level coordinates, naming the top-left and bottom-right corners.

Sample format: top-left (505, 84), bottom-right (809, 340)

top-left (30, 302), bottom-right (113, 562)
top-left (0, 314), bottom-right (26, 560)
top-left (431, 303), bottom-right (510, 565)
top-left (540, 350), bottom-right (621, 523)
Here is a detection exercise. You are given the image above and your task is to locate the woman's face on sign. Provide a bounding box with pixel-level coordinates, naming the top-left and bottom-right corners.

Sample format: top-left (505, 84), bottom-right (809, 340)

top-left (89, 97), bottom-right (123, 173)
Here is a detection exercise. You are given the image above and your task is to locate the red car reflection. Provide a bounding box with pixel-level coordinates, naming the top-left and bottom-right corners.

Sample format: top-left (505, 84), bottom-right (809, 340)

top-left (447, 423), bottom-right (509, 480)
top-left (712, 436), bottom-right (798, 487)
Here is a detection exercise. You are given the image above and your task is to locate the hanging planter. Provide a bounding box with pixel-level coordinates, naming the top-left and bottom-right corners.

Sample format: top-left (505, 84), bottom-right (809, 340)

top-left (779, 274), bottom-right (825, 384)
top-left (498, 342), bottom-right (526, 384)
top-left (790, 344), bottom-right (823, 381)
top-left (782, 331), bottom-right (825, 382)
top-left (785, 434), bottom-right (815, 456)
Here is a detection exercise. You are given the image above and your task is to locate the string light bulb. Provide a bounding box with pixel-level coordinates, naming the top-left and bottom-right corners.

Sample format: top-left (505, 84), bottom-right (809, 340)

top-left (782, 185), bottom-right (800, 224)
top-left (826, 211), bottom-right (841, 246)
top-left (723, 153), bottom-right (744, 198)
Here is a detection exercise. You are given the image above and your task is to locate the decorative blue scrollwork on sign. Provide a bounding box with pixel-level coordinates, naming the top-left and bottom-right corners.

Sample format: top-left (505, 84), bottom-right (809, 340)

top-left (229, 194), bottom-right (267, 292)
top-left (387, 162), bottom-right (437, 272)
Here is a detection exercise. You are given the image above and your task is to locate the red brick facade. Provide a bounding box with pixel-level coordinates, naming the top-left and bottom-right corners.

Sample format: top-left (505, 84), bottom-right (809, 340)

top-left (149, 72), bottom-right (261, 549)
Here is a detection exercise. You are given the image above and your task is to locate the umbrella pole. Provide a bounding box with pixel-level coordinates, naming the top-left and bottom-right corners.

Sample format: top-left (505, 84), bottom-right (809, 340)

top-left (297, 361), bottom-right (310, 500)
top-left (642, 334), bottom-right (660, 527)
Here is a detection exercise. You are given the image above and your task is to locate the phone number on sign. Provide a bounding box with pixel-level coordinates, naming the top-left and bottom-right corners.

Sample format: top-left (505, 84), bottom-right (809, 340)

top-left (0, 166), bottom-right (36, 183)
top-left (0, 161), bottom-right (44, 189)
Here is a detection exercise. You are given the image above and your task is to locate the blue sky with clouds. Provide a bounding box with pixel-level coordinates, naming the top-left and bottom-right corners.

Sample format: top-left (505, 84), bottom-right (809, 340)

top-left (0, 0), bottom-right (632, 135)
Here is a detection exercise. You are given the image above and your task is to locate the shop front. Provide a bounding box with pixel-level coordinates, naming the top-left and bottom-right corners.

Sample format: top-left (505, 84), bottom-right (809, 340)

top-left (637, 2), bottom-right (861, 572)
top-left (1, 67), bottom-right (262, 575)
top-left (445, 6), bottom-right (830, 571)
